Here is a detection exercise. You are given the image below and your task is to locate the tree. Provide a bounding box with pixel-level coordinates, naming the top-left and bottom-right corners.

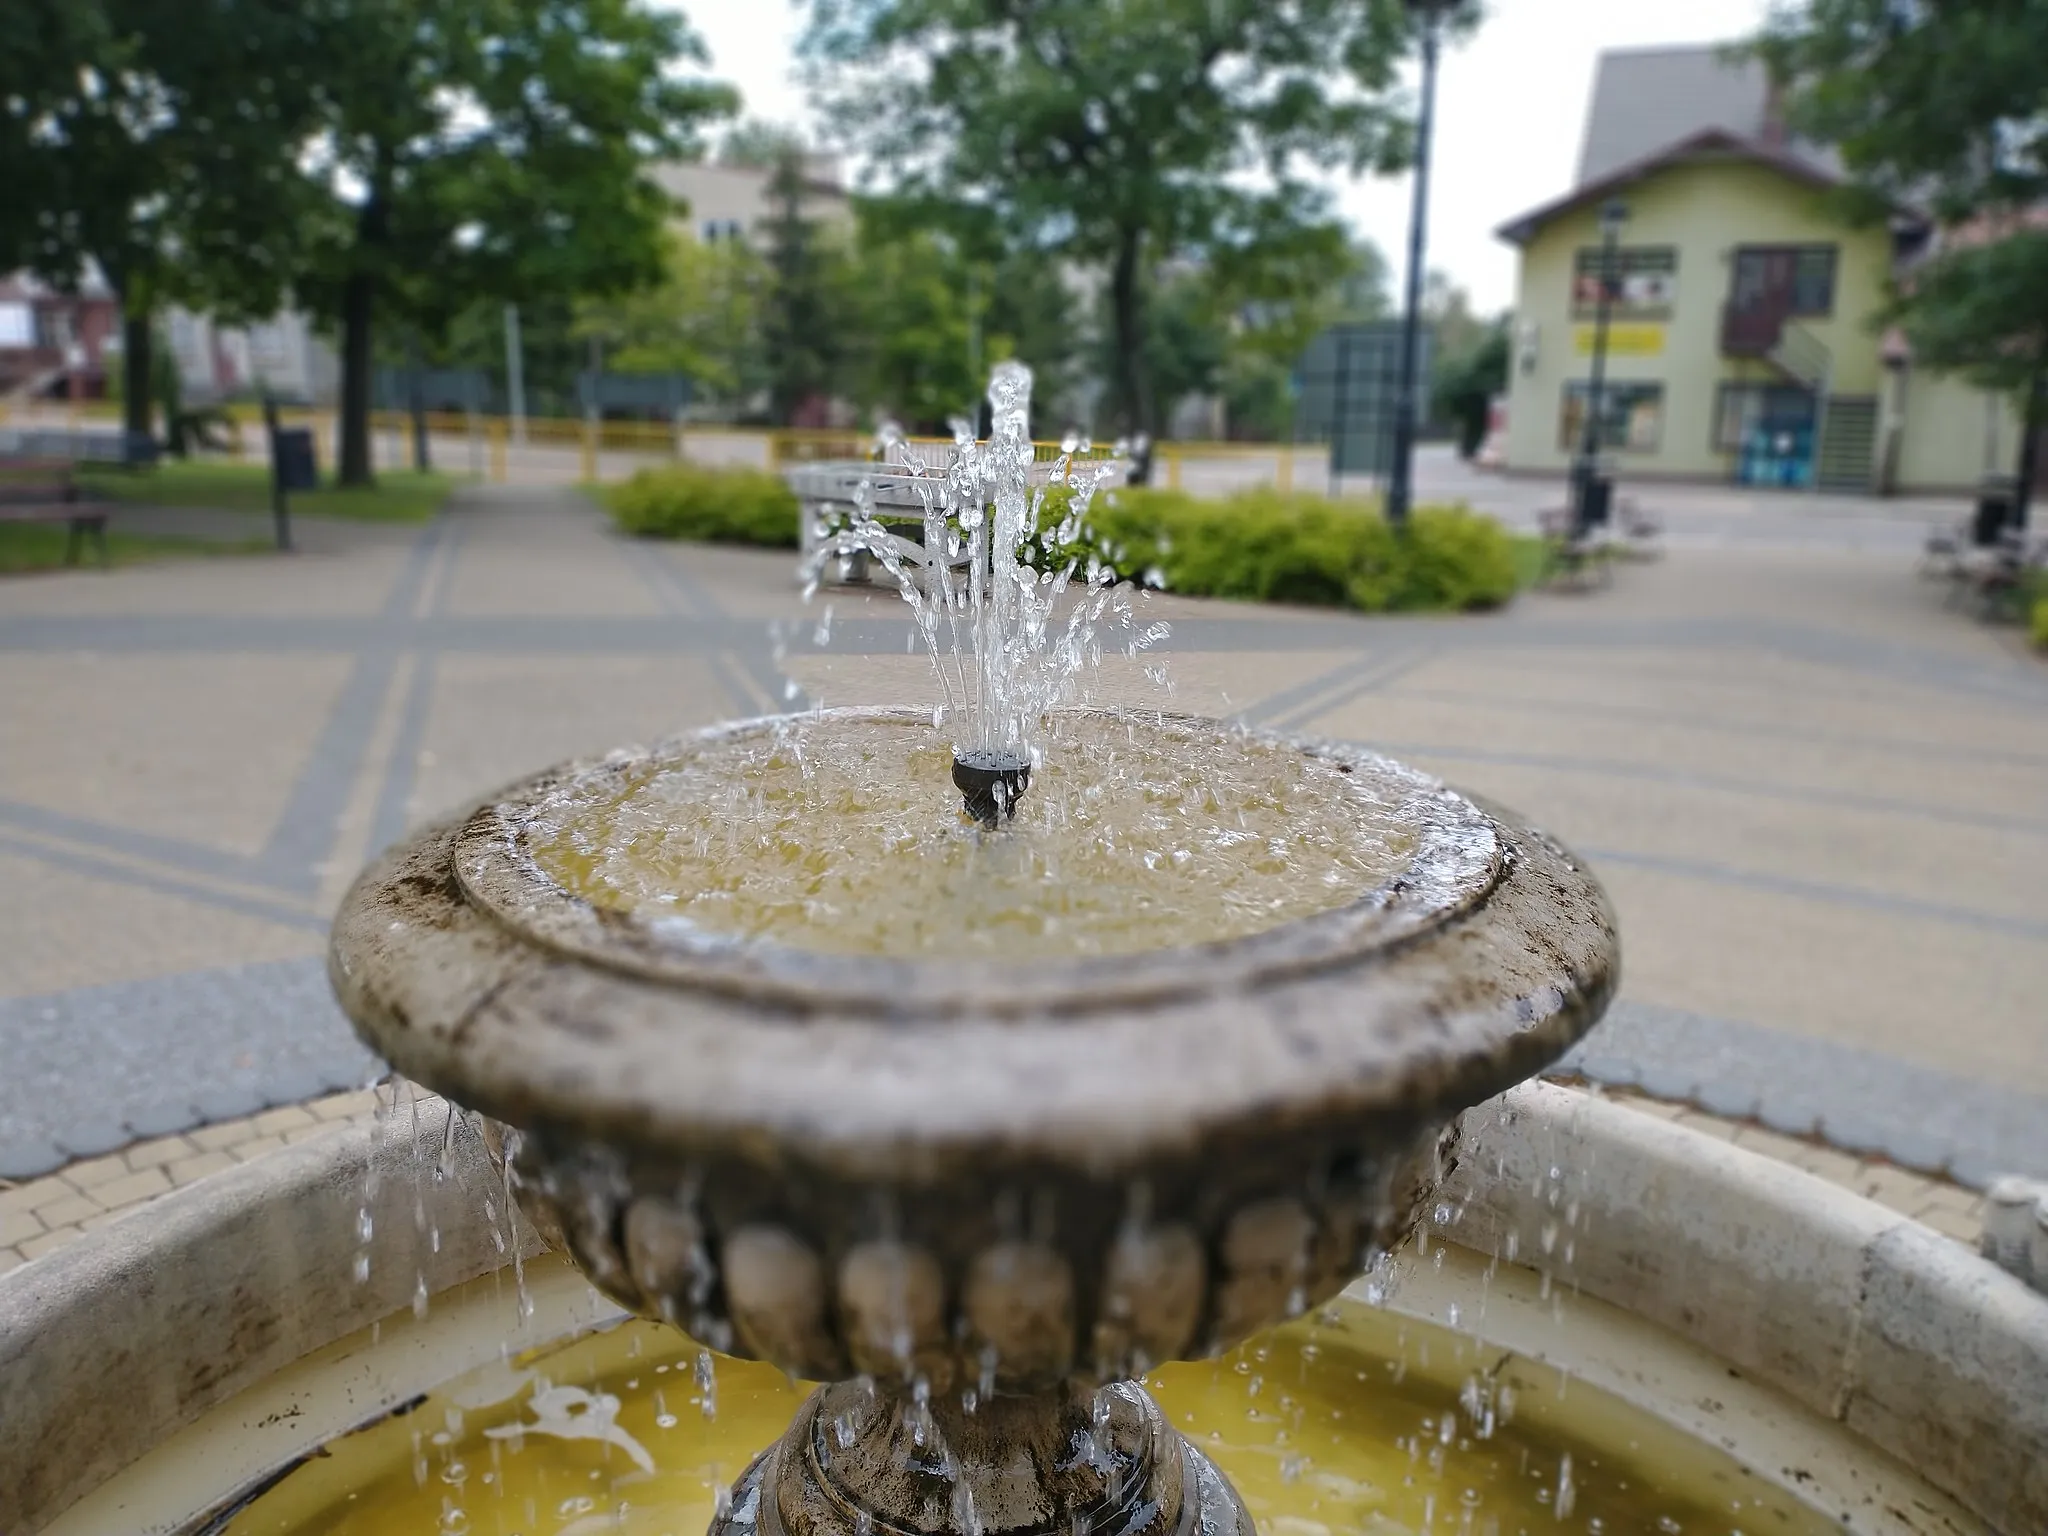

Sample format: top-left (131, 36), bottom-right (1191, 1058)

top-left (761, 143), bottom-right (857, 425)
top-left (295, 0), bottom-right (734, 484)
top-left (577, 232), bottom-right (772, 410)
top-left (799, 0), bottom-right (1451, 449)
top-left (719, 120), bottom-right (806, 169)
top-left (1, 0), bottom-right (319, 442)
top-left (1432, 317), bottom-right (1509, 459)
top-left (1752, 1), bottom-right (2048, 520)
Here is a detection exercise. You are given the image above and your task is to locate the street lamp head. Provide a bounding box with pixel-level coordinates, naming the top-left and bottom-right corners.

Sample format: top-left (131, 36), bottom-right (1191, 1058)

top-left (1599, 198), bottom-right (1630, 238)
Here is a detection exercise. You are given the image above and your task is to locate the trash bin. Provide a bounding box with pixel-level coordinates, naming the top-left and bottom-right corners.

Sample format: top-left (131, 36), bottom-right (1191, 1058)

top-left (273, 428), bottom-right (318, 492)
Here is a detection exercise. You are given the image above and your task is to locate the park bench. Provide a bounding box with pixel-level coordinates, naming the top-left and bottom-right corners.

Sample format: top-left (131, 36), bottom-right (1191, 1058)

top-left (1952, 529), bottom-right (2048, 621)
top-left (0, 456), bottom-right (114, 567)
top-left (1535, 505), bottom-right (1614, 589)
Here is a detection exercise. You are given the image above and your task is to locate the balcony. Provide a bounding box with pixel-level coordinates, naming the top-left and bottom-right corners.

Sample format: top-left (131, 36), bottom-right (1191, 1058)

top-left (1721, 300), bottom-right (1791, 358)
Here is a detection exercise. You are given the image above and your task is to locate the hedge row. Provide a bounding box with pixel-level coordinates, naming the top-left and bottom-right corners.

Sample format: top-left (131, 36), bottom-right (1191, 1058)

top-left (605, 462), bottom-right (800, 546)
top-left (604, 462), bottom-right (1525, 614)
top-left (1038, 485), bottom-right (1524, 613)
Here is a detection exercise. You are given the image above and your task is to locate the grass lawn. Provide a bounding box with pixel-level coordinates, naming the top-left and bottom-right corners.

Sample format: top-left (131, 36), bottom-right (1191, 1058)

top-left (0, 522), bottom-right (271, 575)
top-left (80, 459), bottom-right (457, 523)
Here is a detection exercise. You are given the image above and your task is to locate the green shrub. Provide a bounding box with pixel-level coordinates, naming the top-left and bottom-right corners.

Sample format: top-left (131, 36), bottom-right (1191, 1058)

top-left (605, 462), bottom-right (800, 547)
top-left (2031, 594), bottom-right (2048, 650)
top-left (1032, 483), bottom-right (1521, 614)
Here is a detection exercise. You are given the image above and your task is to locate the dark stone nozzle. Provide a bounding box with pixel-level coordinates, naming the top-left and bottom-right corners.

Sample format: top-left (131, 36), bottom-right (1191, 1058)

top-left (952, 749), bottom-right (1031, 826)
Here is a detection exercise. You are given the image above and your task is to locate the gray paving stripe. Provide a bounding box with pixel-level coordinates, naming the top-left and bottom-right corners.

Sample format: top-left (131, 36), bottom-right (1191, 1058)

top-left (1273, 648), bottom-right (1437, 733)
top-left (628, 543), bottom-right (767, 717)
top-left (1373, 739), bottom-right (2048, 840)
top-left (1578, 844), bottom-right (2048, 943)
top-left (1239, 652), bottom-right (1400, 728)
top-left (253, 647), bottom-right (403, 895)
top-left (0, 797), bottom-right (257, 889)
top-left (379, 512), bottom-right (455, 621)
top-left (0, 830), bottom-right (324, 936)
top-left (0, 956), bottom-right (379, 1180)
top-left (1562, 998), bottom-right (2048, 1187)
top-left (367, 651), bottom-right (439, 858)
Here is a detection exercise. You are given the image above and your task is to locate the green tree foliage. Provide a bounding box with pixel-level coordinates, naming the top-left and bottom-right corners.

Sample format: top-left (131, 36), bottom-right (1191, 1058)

top-left (1753, 0), bottom-right (2048, 516)
top-left (0, 0), bottom-right (319, 439)
top-left (294, 0), bottom-right (735, 484)
top-left (799, 0), bottom-right (1442, 444)
top-left (577, 233), bottom-right (772, 407)
top-left (761, 144), bottom-right (861, 425)
top-left (1432, 317), bottom-right (1510, 459)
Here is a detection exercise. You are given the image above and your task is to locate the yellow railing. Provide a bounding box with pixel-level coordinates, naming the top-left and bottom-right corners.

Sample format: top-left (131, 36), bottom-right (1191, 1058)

top-left (2, 398), bottom-right (1318, 493)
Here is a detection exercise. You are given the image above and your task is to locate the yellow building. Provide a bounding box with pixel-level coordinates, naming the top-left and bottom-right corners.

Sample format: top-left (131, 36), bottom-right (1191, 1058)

top-left (1496, 47), bottom-right (2020, 495)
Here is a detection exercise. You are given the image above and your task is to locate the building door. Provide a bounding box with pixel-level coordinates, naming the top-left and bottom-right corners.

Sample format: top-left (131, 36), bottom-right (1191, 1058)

top-left (1727, 386), bottom-right (1818, 488)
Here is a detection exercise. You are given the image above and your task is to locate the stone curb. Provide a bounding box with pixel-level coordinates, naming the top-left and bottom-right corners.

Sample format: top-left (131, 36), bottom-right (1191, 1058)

top-left (1448, 1082), bottom-right (2048, 1534)
top-left (0, 1095), bottom-right (542, 1536)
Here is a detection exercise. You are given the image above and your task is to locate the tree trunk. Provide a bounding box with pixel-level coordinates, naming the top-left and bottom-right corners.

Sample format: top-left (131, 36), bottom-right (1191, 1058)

top-left (121, 310), bottom-right (153, 446)
top-left (337, 179), bottom-right (390, 488)
top-left (1109, 226), bottom-right (1154, 482)
top-left (2016, 362), bottom-right (2047, 531)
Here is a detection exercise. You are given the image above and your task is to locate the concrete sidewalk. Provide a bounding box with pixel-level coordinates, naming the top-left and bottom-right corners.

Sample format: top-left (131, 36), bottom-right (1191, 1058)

top-left (1, 480), bottom-right (2043, 1204)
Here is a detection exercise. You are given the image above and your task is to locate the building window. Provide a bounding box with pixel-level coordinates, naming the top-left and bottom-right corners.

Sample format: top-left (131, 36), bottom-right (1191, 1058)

top-left (1570, 247), bottom-right (1679, 320)
top-left (1559, 381), bottom-right (1665, 453)
top-left (1713, 383), bottom-right (1817, 451)
top-left (1731, 245), bottom-right (1838, 317)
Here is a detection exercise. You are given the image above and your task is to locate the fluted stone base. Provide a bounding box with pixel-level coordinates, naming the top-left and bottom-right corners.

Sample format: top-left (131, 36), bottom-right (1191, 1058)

top-left (710, 1379), bottom-right (1252, 1536)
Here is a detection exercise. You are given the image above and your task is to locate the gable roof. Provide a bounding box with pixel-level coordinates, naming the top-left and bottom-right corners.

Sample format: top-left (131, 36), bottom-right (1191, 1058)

top-left (1495, 127), bottom-right (1850, 247)
top-left (1577, 44), bottom-right (1842, 186)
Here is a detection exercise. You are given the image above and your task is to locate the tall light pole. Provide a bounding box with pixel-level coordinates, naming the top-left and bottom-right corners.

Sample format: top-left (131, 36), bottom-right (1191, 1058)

top-left (1573, 198), bottom-right (1629, 535)
top-left (1384, 0), bottom-right (1453, 530)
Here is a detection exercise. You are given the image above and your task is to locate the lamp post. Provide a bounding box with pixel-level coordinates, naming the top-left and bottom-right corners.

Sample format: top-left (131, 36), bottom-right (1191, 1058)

top-left (1383, 0), bottom-right (1454, 531)
top-left (1572, 197), bottom-right (1629, 536)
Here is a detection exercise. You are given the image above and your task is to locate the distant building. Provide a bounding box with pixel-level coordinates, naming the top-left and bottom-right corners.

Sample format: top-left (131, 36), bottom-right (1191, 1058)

top-left (1495, 44), bottom-right (2018, 495)
top-left (0, 271), bottom-right (118, 402)
top-left (164, 308), bottom-right (337, 406)
top-left (650, 157), bottom-right (854, 250)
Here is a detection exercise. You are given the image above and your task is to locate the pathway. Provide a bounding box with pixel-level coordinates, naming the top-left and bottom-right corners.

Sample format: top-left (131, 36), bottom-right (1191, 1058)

top-left (2, 479), bottom-right (2043, 1203)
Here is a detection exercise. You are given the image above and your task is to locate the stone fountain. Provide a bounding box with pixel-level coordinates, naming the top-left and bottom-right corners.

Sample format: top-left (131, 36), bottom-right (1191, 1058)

top-left (14, 363), bottom-right (2044, 1536)
top-left (325, 364), bottom-right (1618, 1536)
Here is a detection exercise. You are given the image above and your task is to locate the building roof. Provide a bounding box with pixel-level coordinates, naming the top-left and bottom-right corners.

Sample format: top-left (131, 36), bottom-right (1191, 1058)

top-left (1495, 127), bottom-right (1849, 246)
top-left (1576, 43), bottom-right (1841, 186)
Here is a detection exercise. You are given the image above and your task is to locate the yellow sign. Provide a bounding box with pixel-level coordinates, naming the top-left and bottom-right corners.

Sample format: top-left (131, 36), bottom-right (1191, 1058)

top-left (1574, 324), bottom-right (1665, 357)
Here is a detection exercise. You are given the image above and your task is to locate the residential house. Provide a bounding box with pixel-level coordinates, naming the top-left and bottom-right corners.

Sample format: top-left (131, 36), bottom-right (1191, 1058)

top-left (1495, 44), bottom-right (2019, 495)
top-left (0, 271), bottom-right (118, 403)
top-left (650, 156), bottom-right (854, 251)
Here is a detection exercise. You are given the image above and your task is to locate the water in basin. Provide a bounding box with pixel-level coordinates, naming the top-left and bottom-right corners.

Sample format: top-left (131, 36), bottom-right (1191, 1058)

top-left (218, 1296), bottom-right (1835, 1536)
top-left (524, 713), bottom-right (1422, 960)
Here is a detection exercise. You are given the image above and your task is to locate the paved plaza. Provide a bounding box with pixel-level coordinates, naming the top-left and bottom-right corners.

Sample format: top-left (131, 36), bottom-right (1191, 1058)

top-left (1, 456), bottom-right (2044, 1265)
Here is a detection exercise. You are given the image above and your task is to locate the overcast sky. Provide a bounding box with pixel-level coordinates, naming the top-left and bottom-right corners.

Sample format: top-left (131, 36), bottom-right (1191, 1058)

top-left (679, 0), bottom-right (1777, 315)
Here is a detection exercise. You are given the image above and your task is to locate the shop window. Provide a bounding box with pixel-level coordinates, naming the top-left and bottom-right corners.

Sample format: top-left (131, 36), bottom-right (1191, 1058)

top-left (1559, 381), bottom-right (1665, 453)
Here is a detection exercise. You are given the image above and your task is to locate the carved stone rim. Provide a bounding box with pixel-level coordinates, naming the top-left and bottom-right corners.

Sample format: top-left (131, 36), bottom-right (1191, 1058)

top-left (450, 707), bottom-right (1506, 1021)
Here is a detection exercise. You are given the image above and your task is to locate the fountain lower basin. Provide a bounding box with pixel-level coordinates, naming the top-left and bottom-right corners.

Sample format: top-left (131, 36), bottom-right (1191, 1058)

top-left (6, 1084), bottom-right (2042, 1534)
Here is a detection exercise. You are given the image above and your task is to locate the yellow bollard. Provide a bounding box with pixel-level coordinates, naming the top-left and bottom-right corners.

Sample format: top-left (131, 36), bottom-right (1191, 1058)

top-left (1276, 447), bottom-right (1294, 495)
top-left (314, 419), bottom-right (332, 477)
top-left (489, 420), bottom-right (507, 484)
top-left (581, 419), bottom-right (597, 482)
top-left (1166, 448), bottom-right (1183, 491)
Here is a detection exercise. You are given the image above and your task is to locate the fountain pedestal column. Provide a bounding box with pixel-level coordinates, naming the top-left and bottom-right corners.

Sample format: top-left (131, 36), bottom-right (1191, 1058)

top-left (716, 1380), bottom-right (1250, 1536)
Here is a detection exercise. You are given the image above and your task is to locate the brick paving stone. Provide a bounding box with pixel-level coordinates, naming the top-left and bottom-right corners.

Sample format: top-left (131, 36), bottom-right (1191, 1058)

top-left (249, 1104), bottom-right (318, 1138)
top-left (61, 1152), bottom-right (133, 1190)
top-left (228, 1133), bottom-right (291, 1164)
top-left (0, 1209), bottom-right (44, 1247)
top-left (167, 1150), bottom-right (237, 1187)
top-left (0, 1249), bottom-right (21, 1277)
top-left (92, 1166), bottom-right (171, 1213)
top-left (189, 1120), bottom-right (258, 1153)
top-left (33, 1194), bottom-right (100, 1229)
top-left (19, 1228), bottom-right (81, 1260)
top-left (123, 1133), bottom-right (198, 1171)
